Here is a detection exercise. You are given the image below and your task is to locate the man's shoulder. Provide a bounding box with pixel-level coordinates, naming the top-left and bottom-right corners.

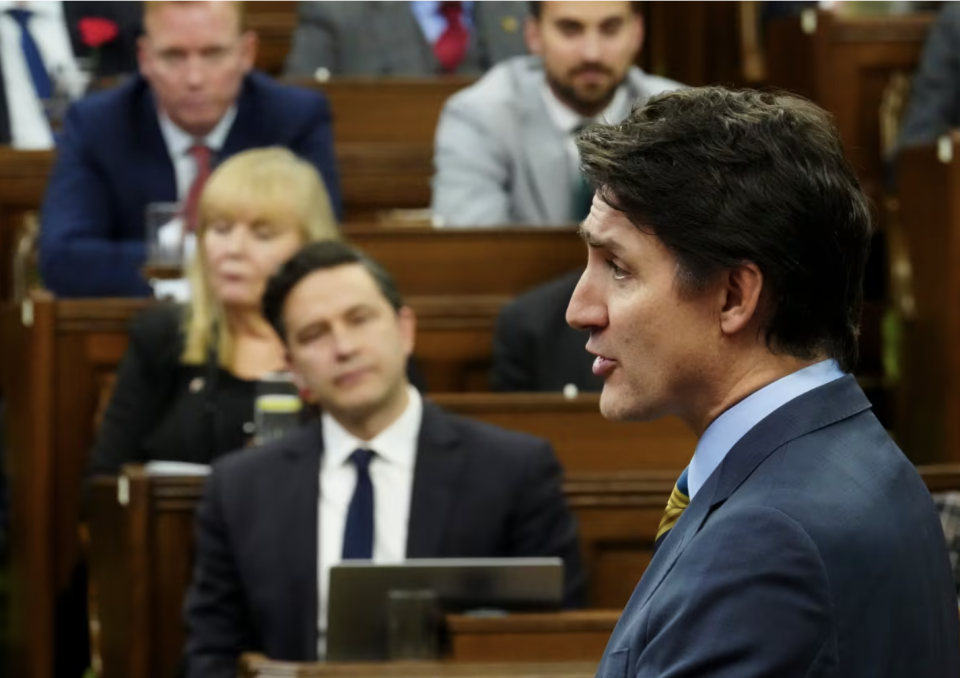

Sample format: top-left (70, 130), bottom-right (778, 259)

top-left (627, 67), bottom-right (684, 99)
top-left (507, 270), bottom-right (583, 313)
top-left (243, 71), bottom-right (328, 115)
top-left (445, 55), bottom-right (541, 113)
top-left (68, 75), bottom-right (149, 130)
top-left (211, 422), bottom-right (318, 482)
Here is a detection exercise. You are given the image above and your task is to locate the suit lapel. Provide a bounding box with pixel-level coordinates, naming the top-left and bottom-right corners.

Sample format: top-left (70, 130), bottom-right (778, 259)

top-left (136, 84), bottom-right (177, 209)
top-left (219, 75), bottom-right (260, 160)
top-left (405, 401), bottom-right (464, 558)
top-left (278, 421), bottom-right (323, 659)
top-left (628, 376), bottom-right (873, 616)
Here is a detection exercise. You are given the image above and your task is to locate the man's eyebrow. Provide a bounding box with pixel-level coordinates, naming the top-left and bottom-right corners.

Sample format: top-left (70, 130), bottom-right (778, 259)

top-left (577, 225), bottom-right (625, 255)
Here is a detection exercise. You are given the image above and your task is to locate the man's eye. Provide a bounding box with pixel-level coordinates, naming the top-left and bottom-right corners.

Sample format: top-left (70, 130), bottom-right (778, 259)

top-left (606, 259), bottom-right (628, 280)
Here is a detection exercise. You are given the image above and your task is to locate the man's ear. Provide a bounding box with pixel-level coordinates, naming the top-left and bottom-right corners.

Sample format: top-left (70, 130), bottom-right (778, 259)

top-left (397, 306), bottom-right (417, 359)
top-left (718, 262), bottom-right (764, 337)
top-left (239, 30), bottom-right (258, 72)
top-left (525, 16), bottom-right (543, 55)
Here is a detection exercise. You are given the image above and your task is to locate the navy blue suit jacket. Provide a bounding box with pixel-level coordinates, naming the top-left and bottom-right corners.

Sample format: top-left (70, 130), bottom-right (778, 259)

top-left (38, 72), bottom-right (342, 298)
top-left (597, 376), bottom-right (960, 677)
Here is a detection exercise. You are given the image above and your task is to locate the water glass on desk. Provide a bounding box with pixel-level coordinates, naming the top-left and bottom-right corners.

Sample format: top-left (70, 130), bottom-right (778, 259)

top-left (145, 202), bottom-right (189, 267)
top-left (253, 372), bottom-right (303, 445)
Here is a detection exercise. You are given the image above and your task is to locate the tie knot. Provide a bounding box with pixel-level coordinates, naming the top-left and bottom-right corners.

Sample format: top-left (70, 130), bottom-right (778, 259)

top-left (8, 8), bottom-right (32, 25)
top-left (188, 144), bottom-right (211, 163)
top-left (439, 1), bottom-right (463, 22)
top-left (350, 448), bottom-right (375, 471)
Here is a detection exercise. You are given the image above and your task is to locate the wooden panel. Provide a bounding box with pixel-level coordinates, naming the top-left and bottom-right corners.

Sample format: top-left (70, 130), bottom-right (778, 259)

top-left (765, 10), bottom-right (933, 205)
top-left (247, 1), bottom-right (297, 76)
top-left (446, 610), bottom-right (618, 663)
top-left (349, 227), bottom-right (582, 296)
top-left (435, 394), bottom-right (694, 473)
top-left (895, 137), bottom-right (960, 464)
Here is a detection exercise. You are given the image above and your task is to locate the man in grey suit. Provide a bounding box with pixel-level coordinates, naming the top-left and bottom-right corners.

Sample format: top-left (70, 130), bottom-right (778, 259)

top-left (898, 2), bottom-right (960, 149)
top-left (431, 1), bottom-right (680, 227)
top-left (284, 1), bottom-right (528, 78)
top-left (570, 87), bottom-right (959, 677)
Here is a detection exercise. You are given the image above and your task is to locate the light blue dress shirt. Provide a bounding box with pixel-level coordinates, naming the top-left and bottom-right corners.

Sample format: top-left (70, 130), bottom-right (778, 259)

top-left (411, 0), bottom-right (475, 44)
top-left (687, 359), bottom-right (846, 500)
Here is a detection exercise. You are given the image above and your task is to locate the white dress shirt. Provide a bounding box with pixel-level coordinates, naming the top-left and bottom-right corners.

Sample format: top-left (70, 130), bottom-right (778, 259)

top-left (0, 0), bottom-right (86, 149)
top-left (540, 81), bottom-right (630, 182)
top-left (152, 106), bottom-right (237, 301)
top-left (156, 105), bottom-right (237, 202)
top-left (317, 385), bottom-right (423, 657)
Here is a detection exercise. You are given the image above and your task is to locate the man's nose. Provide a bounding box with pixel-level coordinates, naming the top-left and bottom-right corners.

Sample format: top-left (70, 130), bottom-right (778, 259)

top-left (566, 271), bottom-right (606, 331)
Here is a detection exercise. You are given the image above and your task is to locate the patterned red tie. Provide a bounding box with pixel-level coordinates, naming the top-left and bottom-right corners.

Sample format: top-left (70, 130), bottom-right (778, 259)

top-left (434, 1), bottom-right (468, 73)
top-left (184, 144), bottom-right (212, 232)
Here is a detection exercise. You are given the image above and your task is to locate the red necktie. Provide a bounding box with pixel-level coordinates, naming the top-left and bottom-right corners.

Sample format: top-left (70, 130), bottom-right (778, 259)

top-left (184, 144), bottom-right (212, 232)
top-left (434, 2), bottom-right (468, 73)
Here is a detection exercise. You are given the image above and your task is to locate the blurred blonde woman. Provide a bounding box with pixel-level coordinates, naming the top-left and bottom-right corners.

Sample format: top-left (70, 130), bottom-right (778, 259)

top-left (89, 148), bottom-right (338, 475)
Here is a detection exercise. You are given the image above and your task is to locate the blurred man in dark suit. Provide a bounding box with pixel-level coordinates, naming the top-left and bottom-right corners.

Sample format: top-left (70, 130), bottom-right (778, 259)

top-left (491, 269), bottom-right (601, 392)
top-left (284, 1), bottom-right (528, 78)
top-left (184, 241), bottom-right (585, 677)
top-left (39, 0), bottom-right (341, 298)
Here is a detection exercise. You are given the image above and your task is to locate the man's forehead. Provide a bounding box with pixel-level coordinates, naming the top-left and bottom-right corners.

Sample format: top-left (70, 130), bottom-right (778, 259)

top-left (543, 1), bottom-right (633, 22)
top-left (284, 266), bottom-right (380, 318)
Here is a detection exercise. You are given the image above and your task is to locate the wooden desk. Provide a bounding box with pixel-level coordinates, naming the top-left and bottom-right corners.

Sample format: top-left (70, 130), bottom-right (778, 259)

top-left (894, 136), bottom-right (960, 463)
top-left (240, 656), bottom-right (597, 678)
top-left (446, 611), bottom-right (618, 663)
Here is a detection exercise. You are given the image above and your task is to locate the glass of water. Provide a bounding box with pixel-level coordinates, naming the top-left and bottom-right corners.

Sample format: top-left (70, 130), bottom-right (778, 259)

top-left (253, 372), bottom-right (303, 445)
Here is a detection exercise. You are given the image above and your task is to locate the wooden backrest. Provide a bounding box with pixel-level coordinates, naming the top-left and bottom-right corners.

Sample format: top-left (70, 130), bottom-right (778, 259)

top-left (247, 1), bottom-right (297, 76)
top-left (765, 10), bottom-right (933, 204)
top-left (239, 655), bottom-right (597, 678)
top-left (895, 136), bottom-right (960, 465)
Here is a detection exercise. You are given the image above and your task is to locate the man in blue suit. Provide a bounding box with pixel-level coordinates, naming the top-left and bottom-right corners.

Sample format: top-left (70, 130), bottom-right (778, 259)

top-left (568, 88), bottom-right (960, 677)
top-left (38, 0), bottom-right (342, 298)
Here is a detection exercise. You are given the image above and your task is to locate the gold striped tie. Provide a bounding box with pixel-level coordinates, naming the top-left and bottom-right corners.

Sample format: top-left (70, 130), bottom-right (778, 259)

top-left (655, 467), bottom-right (690, 549)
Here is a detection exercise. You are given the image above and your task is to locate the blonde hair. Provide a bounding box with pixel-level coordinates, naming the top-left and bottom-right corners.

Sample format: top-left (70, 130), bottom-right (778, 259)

top-left (144, 1), bottom-right (247, 33)
top-left (181, 147), bottom-right (339, 367)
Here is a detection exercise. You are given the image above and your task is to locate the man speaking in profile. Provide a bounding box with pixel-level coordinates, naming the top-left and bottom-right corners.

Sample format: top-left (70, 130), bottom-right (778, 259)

top-left (567, 87), bottom-right (960, 677)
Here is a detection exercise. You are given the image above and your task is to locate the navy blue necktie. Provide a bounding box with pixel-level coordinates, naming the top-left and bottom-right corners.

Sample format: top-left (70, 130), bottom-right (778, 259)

top-left (8, 8), bottom-right (52, 102)
top-left (342, 448), bottom-right (375, 560)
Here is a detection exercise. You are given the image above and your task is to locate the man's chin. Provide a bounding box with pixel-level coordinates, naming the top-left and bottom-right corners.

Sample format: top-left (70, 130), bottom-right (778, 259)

top-left (598, 386), bottom-right (657, 423)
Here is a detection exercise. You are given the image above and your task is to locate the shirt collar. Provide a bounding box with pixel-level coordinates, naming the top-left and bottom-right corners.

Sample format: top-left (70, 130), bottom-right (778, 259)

top-left (157, 104), bottom-right (237, 158)
top-left (410, 1), bottom-right (475, 26)
top-left (321, 385), bottom-right (423, 471)
top-left (687, 359), bottom-right (846, 500)
top-left (540, 80), bottom-right (630, 136)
